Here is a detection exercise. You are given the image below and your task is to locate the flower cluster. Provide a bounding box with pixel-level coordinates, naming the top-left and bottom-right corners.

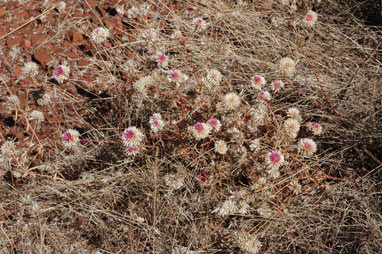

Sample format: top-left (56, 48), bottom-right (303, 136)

top-left (149, 113), bottom-right (165, 133)
top-left (62, 129), bottom-right (80, 148)
top-left (53, 64), bottom-right (70, 84)
top-left (122, 127), bottom-right (145, 156)
top-left (90, 27), bottom-right (110, 44)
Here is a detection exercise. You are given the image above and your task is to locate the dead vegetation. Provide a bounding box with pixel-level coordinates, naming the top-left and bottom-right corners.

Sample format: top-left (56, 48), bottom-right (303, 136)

top-left (0, 0), bottom-right (381, 253)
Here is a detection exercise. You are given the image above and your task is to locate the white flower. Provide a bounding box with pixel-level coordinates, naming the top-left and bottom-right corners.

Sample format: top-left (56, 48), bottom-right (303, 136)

top-left (128, 6), bottom-right (139, 19)
top-left (22, 62), bottom-right (39, 77)
top-left (115, 5), bottom-right (124, 15)
top-left (279, 57), bottom-right (296, 77)
top-left (271, 80), bottom-right (284, 92)
top-left (223, 92), bottom-right (241, 110)
top-left (193, 17), bottom-right (207, 31)
top-left (257, 204), bottom-right (273, 218)
top-left (249, 138), bottom-right (261, 152)
top-left (0, 141), bottom-right (16, 165)
top-left (307, 122), bottom-right (322, 135)
top-left (268, 167), bottom-right (280, 179)
top-left (289, 180), bottom-right (302, 194)
top-left (164, 174), bottom-right (184, 190)
top-left (90, 27), bottom-right (110, 44)
top-left (7, 95), bottom-right (20, 106)
top-left (124, 145), bottom-right (140, 156)
top-left (190, 123), bottom-right (211, 140)
top-left (207, 118), bottom-right (222, 132)
top-left (251, 74), bottom-right (266, 90)
top-left (57, 1), bottom-right (66, 12)
top-left (62, 129), bottom-right (80, 148)
top-left (214, 140), bottom-right (228, 155)
top-left (141, 29), bottom-right (157, 42)
top-left (265, 150), bottom-right (285, 170)
top-left (287, 107), bottom-right (302, 122)
top-left (168, 70), bottom-right (188, 84)
top-left (122, 127), bottom-right (145, 147)
top-left (258, 91), bottom-right (271, 101)
top-left (236, 232), bottom-right (262, 254)
top-left (205, 69), bottom-right (222, 86)
top-left (149, 113), bottom-right (165, 133)
top-left (29, 110), bottom-right (44, 123)
top-left (53, 65), bottom-right (70, 84)
top-left (134, 76), bottom-right (154, 95)
top-left (303, 10), bottom-right (318, 27)
top-left (213, 199), bottom-right (237, 217)
top-left (298, 138), bottom-right (317, 156)
top-left (156, 52), bottom-right (168, 68)
top-left (284, 118), bottom-right (301, 138)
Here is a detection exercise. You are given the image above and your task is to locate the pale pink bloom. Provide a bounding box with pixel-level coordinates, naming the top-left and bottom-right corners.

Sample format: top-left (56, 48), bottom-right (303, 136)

top-left (223, 93), bottom-right (241, 110)
top-left (259, 91), bottom-right (271, 101)
top-left (271, 80), bottom-right (284, 92)
top-left (156, 52), bottom-right (168, 68)
top-left (149, 113), bottom-right (165, 133)
top-left (193, 17), bottom-right (207, 30)
top-left (298, 138), bottom-right (317, 156)
top-left (287, 107), bottom-right (302, 122)
top-left (142, 29), bottom-right (157, 41)
top-left (185, 6), bottom-right (196, 15)
top-left (168, 70), bottom-right (188, 84)
top-left (125, 144), bottom-right (140, 156)
top-left (251, 74), bottom-right (266, 90)
top-left (307, 122), bottom-right (322, 135)
top-left (62, 129), bottom-right (80, 148)
top-left (284, 118), bottom-right (301, 138)
top-left (207, 118), bottom-right (222, 132)
top-left (90, 27), bottom-right (110, 44)
top-left (214, 140), bottom-right (228, 155)
top-left (303, 10), bottom-right (318, 27)
top-left (122, 127), bottom-right (145, 147)
top-left (265, 151), bottom-right (285, 170)
top-left (53, 65), bottom-right (70, 84)
top-left (191, 123), bottom-right (211, 140)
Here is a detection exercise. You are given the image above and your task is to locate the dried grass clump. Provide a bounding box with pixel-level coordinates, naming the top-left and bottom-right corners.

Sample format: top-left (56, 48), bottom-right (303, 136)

top-left (0, 0), bottom-right (381, 253)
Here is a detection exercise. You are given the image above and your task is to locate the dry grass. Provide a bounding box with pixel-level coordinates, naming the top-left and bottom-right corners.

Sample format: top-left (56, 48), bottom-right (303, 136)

top-left (0, 0), bottom-right (381, 253)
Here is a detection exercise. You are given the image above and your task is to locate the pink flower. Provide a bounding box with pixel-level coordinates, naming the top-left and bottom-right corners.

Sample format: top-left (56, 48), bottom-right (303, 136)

top-left (197, 172), bottom-right (207, 182)
top-left (259, 91), bottom-right (271, 101)
top-left (53, 65), bottom-right (70, 84)
top-left (62, 129), bottom-right (79, 148)
top-left (251, 74), bottom-right (266, 89)
top-left (271, 80), bottom-right (284, 92)
top-left (122, 127), bottom-right (145, 147)
top-left (298, 138), bottom-right (317, 156)
top-left (125, 144), bottom-right (139, 156)
top-left (157, 53), bottom-right (168, 67)
top-left (190, 123), bottom-right (211, 140)
top-left (303, 10), bottom-right (318, 27)
top-left (207, 118), bottom-right (222, 131)
top-left (265, 151), bottom-right (285, 170)
top-left (307, 122), bottom-right (322, 135)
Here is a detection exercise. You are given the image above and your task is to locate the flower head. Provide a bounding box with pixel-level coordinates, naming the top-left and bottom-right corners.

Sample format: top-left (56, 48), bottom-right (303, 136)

top-left (271, 80), bottom-right (284, 92)
top-left (134, 76), bottom-right (154, 95)
top-left (258, 91), bottom-right (271, 101)
top-left (193, 17), bottom-right (207, 31)
top-left (279, 57), bottom-right (296, 77)
top-left (307, 122), bottom-right (322, 135)
top-left (128, 6), bottom-right (139, 19)
top-left (287, 107), bottom-right (302, 122)
top-left (289, 180), bottom-right (302, 194)
top-left (22, 62), bottom-right (39, 77)
top-left (207, 118), bottom-right (221, 131)
top-left (223, 92), bottom-right (241, 110)
top-left (249, 138), bottom-right (261, 152)
top-left (125, 144), bottom-right (140, 156)
top-left (303, 10), bottom-right (318, 27)
top-left (236, 232), bottom-right (262, 254)
top-left (141, 29), bottom-right (157, 42)
top-left (62, 129), bottom-right (80, 148)
top-left (284, 118), bottom-right (301, 138)
top-left (149, 113), bottom-right (165, 133)
top-left (205, 69), bottom-right (222, 86)
top-left (251, 74), bottom-right (266, 90)
top-left (298, 138), bottom-right (317, 156)
top-left (53, 65), bottom-right (70, 84)
top-left (156, 52), bottom-right (168, 68)
top-left (265, 150), bottom-right (285, 170)
top-left (168, 70), bottom-right (188, 84)
top-left (185, 6), bottom-right (196, 15)
top-left (214, 140), bottom-right (228, 155)
top-left (122, 127), bottom-right (145, 147)
top-left (190, 123), bottom-right (211, 140)
top-left (90, 27), bottom-right (110, 44)
top-left (29, 110), bottom-right (44, 123)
